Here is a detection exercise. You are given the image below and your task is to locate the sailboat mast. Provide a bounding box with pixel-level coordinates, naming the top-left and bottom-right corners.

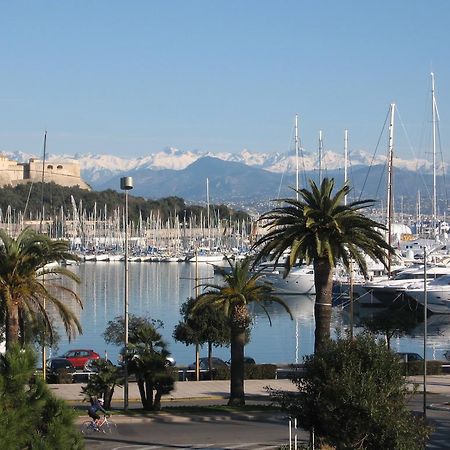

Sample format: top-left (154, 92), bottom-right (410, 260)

top-left (431, 72), bottom-right (437, 237)
top-left (206, 177), bottom-right (211, 245)
top-left (318, 130), bottom-right (323, 184)
top-left (295, 114), bottom-right (299, 200)
top-left (39, 131), bottom-right (47, 234)
top-left (387, 103), bottom-right (395, 275)
top-left (344, 129), bottom-right (348, 206)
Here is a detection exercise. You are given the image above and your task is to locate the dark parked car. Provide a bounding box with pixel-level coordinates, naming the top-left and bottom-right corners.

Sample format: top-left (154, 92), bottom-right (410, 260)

top-left (46, 358), bottom-right (76, 383)
top-left (227, 356), bottom-right (256, 365)
top-left (396, 352), bottom-right (424, 363)
top-left (61, 349), bottom-right (100, 369)
top-left (188, 357), bottom-right (228, 370)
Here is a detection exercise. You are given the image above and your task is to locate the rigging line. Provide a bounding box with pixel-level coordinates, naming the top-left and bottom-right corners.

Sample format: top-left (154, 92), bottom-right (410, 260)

top-left (276, 120), bottom-right (296, 200)
top-left (359, 107), bottom-right (390, 201)
top-left (436, 120), bottom-right (449, 214)
top-left (23, 133), bottom-right (47, 224)
top-left (396, 107), bottom-right (432, 202)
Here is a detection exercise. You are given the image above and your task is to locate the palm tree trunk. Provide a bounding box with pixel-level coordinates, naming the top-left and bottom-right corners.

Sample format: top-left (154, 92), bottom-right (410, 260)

top-left (313, 257), bottom-right (334, 353)
top-left (208, 341), bottom-right (213, 380)
top-left (6, 302), bottom-right (20, 350)
top-left (229, 324), bottom-right (246, 406)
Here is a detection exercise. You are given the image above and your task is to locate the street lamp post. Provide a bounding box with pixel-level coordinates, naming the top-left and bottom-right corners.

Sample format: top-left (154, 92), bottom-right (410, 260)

top-left (120, 176), bottom-right (133, 410)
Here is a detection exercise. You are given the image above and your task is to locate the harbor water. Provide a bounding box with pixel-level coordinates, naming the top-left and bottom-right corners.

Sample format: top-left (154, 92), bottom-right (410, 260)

top-left (50, 262), bottom-right (450, 366)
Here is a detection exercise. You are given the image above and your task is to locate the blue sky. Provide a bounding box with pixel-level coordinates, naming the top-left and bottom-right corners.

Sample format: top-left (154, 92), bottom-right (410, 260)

top-left (0, 1), bottom-right (449, 160)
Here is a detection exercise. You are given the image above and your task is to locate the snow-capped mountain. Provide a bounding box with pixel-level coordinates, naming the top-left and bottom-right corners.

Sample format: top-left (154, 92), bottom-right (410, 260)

top-left (0, 146), bottom-right (445, 210)
top-left (0, 146), bottom-right (439, 182)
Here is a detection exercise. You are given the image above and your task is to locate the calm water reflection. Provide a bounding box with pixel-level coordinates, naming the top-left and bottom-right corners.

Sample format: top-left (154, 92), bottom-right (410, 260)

top-left (51, 262), bottom-right (450, 365)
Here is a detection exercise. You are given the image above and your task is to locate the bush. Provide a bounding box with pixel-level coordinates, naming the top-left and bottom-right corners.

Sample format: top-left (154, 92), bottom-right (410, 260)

top-left (271, 335), bottom-right (431, 450)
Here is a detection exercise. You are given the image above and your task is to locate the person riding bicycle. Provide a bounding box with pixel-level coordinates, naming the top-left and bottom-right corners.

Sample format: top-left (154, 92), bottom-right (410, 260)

top-left (87, 396), bottom-right (109, 430)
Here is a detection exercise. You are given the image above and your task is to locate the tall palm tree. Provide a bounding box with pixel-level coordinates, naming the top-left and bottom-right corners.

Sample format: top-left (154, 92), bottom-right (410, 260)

top-left (0, 227), bottom-right (82, 349)
top-left (253, 178), bottom-right (394, 352)
top-left (194, 257), bottom-right (292, 406)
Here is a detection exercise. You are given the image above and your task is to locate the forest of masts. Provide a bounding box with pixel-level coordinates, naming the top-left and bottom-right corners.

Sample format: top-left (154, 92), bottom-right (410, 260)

top-left (0, 197), bottom-right (255, 257)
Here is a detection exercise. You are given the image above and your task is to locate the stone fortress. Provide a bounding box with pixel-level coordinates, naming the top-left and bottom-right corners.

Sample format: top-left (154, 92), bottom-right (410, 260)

top-left (0, 154), bottom-right (90, 190)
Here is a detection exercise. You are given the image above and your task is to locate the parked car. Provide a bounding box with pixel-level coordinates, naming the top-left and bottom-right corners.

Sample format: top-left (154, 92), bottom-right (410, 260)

top-left (61, 349), bottom-right (100, 369)
top-left (188, 357), bottom-right (228, 370)
top-left (46, 357), bottom-right (76, 383)
top-left (395, 352), bottom-right (424, 363)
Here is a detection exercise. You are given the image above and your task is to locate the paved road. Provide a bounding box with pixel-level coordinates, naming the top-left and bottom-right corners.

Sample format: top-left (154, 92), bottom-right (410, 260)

top-left (82, 410), bottom-right (307, 450)
top-left (79, 394), bottom-right (450, 450)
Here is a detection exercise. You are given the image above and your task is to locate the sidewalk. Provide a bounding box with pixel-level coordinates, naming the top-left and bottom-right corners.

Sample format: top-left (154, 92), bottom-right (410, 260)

top-left (48, 375), bottom-right (450, 405)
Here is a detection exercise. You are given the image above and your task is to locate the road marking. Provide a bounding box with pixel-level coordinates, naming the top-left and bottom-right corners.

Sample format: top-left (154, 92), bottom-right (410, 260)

top-left (112, 446), bottom-right (161, 450)
top-left (110, 443), bottom-right (282, 450)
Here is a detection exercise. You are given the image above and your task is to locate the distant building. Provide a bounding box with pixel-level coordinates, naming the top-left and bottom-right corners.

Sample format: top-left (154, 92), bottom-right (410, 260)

top-left (0, 155), bottom-right (90, 190)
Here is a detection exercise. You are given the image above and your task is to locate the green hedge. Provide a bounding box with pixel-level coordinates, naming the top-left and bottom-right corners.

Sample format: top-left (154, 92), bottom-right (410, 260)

top-left (399, 360), bottom-right (442, 376)
top-left (214, 364), bottom-right (277, 380)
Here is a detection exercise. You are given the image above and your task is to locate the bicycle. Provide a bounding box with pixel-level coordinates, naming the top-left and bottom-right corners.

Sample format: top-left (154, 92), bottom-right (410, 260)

top-left (80, 414), bottom-right (117, 435)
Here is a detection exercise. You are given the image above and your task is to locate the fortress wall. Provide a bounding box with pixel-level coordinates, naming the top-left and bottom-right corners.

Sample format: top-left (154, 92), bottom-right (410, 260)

top-left (0, 156), bottom-right (25, 184)
top-left (0, 156), bottom-right (90, 190)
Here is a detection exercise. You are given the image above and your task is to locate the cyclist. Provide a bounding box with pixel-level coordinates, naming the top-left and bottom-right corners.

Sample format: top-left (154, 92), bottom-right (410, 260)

top-left (87, 396), bottom-right (109, 430)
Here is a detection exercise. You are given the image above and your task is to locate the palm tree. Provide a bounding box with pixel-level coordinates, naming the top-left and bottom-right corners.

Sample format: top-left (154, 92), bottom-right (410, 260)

top-left (0, 227), bottom-right (82, 349)
top-left (253, 178), bottom-right (394, 352)
top-left (194, 257), bottom-right (292, 406)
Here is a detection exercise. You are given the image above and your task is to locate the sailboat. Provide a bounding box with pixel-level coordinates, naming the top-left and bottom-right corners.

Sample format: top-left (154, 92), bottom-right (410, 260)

top-left (257, 115), bottom-right (316, 295)
top-left (188, 178), bottom-right (226, 263)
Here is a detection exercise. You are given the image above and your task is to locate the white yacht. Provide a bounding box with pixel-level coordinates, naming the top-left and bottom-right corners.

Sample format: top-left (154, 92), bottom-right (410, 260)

top-left (403, 274), bottom-right (450, 314)
top-left (361, 265), bottom-right (450, 306)
top-left (261, 265), bottom-right (315, 295)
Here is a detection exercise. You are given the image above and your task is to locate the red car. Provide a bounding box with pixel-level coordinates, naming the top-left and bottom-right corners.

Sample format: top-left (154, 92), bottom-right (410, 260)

top-left (61, 349), bottom-right (100, 369)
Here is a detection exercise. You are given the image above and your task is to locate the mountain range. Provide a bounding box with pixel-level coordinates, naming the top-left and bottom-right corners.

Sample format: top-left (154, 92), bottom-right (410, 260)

top-left (0, 147), bottom-right (443, 211)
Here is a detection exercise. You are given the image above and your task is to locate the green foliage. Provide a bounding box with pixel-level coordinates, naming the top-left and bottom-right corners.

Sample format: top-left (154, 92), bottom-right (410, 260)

top-left (361, 306), bottom-right (421, 349)
top-left (0, 228), bottom-right (82, 350)
top-left (127, 322), bottom-right (175, 410)
top-left (104, 315), bottom-right (175, 411)
top-left (254, 177), bottom-right (394, 352)
top-left (271, 334), bottom-right (431, 450)
top-left (0, 345), bottom-right (83, 450)
top-left (103, 314), bottom-right (164, 348)
top-left (173, 296), bottom-right (230, 348)
top-left (81, 359), bottom-right (123, 409)
top-left (194, 257), bottom-right (291, 405)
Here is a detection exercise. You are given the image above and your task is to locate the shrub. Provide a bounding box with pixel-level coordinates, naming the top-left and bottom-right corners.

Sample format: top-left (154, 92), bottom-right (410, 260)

top-left (271, 335), bottom-right (431, 450)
